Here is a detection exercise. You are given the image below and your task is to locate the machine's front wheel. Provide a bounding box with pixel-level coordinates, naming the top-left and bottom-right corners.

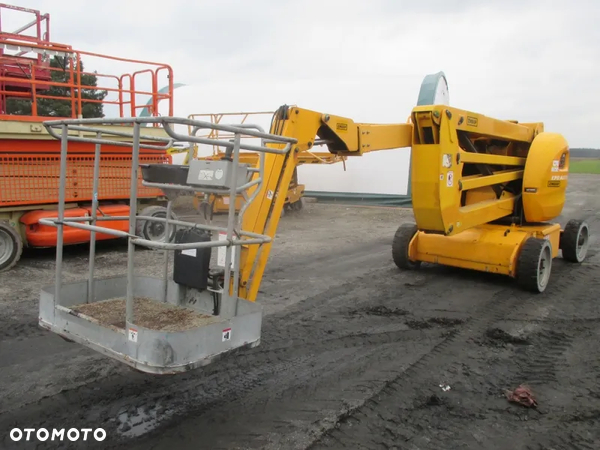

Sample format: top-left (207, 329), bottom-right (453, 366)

top-left (516, 237), bottom-right (553, 293)
top-left (392, 223), bottom-right (421, 270)
top-left (0, 221), bottom-right (23, 272)
top-left (560, 219), bottom-right (589, 263)
top-left (290, 198), bottom-right (304, 211)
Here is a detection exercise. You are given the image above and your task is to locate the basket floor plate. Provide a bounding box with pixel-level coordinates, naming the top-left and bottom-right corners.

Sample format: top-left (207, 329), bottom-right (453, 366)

top-left (72, 297), bottom-right (222, 332)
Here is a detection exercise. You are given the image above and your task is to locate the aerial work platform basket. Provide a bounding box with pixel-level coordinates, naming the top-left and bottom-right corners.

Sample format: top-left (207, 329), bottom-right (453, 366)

top-left (38, 116), bottom-right (296, 374)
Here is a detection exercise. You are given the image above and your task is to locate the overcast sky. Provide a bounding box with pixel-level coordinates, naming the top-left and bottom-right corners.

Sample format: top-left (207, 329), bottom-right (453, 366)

top-left (8, 0), bottom-right (600, 150)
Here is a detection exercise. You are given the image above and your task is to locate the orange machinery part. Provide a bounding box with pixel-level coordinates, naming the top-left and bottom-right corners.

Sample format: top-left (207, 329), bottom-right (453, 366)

top-left (0, 153), bottom-right (171, 208)
top-left (20, 204), bottom-right (130, 247)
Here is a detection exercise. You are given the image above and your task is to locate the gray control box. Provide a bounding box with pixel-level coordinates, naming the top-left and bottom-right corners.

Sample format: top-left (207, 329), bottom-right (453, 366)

top-left (186, 159), bottom-right (250, 189)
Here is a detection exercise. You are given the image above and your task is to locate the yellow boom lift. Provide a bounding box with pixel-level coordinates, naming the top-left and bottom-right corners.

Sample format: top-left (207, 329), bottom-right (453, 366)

top-left (38, 72), bottom-right (589, 374)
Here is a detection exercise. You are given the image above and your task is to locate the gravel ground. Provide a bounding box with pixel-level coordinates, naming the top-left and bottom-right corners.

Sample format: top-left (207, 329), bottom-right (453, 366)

top-left (0, 174), bottom-right (599, 450)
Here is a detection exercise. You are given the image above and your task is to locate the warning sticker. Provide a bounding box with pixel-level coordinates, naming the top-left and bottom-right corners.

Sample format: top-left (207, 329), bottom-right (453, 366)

top-left (446, 171), bottom-right (454, 187)
top-left (217, 232), bottom-right (237, 269)
top-left (266, 190), bottom-right (274, 200)
top-left (442, 154), bottom-right (452, 168)
top-left (182, 248), bottom-right (197, 257)
top-left (222, 327), bottom-right (232, 342)
top-left (551, 160), bottom-right (559, 172)
top-left (128, 328), bottom-right (138, 343)
top-left (198, 169), bottom-right (215, 181)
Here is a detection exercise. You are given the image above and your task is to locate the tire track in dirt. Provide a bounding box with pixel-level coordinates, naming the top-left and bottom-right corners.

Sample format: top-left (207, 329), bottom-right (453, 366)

top-left (113, 237), bottom-right (600, 449)
top-left (0, 225), bottom-right (402, 446)
top-left (505, 326), bottom-right (599, 450)
top-left (305, 257), bottom-right (600, 450)
top-left (111, 264), bottom-right (518, 449)
top-left (503, 262), bottom-right (600, 450)
top-left (0, 264), bottom-right (453, 449)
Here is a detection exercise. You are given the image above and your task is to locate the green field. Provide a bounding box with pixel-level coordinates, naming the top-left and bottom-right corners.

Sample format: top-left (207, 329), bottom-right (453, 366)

top-left (569, 159), bottom-right (600, 174)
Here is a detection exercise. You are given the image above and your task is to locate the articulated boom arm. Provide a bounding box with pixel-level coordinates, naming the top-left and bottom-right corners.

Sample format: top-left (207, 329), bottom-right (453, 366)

top-left (235, 105), bottom-right (413, 302)
top-left (410, 105), bottom-right (552, 235)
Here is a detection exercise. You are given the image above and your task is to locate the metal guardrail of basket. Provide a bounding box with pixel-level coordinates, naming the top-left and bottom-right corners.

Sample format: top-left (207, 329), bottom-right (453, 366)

top-left (37, 116), bottom-right (296, 374)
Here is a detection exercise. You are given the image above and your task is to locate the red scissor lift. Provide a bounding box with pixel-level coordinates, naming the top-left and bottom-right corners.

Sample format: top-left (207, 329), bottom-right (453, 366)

top-left (0, 4), bottom-right (176, 271)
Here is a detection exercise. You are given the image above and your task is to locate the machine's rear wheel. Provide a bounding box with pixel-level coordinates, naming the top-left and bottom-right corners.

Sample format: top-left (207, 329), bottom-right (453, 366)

top-left (516, 237), bottom-right (553, 293)
top-left (0, 221), bottom-right (23, 272)
top-left (392, 223), bottom-right (420, 270)
top-left (560, 219), bottom-right (589, 263)
top-left (136, 205), bottom-right (178, 244)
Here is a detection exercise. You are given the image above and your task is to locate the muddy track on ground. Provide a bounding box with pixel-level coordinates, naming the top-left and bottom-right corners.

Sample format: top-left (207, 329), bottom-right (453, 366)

top-left (306, 262), bottom-right (598, 448)
top-left (105, 257), bottom-right (599, 450)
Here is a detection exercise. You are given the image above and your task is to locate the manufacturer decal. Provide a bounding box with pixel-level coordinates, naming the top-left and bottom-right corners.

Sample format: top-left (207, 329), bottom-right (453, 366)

top-left (336, 122), bottom-right (348, 132)
top-left (466, 116), bottom-right (478, 127)
top-left (547, 180), bottom-right (560, 187)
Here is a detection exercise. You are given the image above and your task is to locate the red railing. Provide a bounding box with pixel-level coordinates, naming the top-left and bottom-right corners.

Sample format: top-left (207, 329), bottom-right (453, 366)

top-left (0, 4), bottom-right (174, 122)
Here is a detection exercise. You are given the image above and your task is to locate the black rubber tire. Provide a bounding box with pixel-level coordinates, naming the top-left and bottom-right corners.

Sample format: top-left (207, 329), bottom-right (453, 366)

top-left (291, 198), bottom-right (304, 211)
top-left (135, 205), bottom-right (178, 244)
top-left (392, 223), bottom-right (421, 270)
top-left (0, 221), bottom-right (23, 272)
top-left (560, 219), bottom-right (589, 263)
top-left (516, 237), bottom-right (553, 293)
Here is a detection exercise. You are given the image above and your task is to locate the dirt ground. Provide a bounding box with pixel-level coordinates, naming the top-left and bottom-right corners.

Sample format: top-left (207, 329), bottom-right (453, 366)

top-left (1, 174), bottom-right (599, 450)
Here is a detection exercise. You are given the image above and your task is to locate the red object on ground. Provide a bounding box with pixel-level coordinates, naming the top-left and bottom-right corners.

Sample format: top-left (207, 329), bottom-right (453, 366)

top-left (505, 385), bottom-right (538, 408)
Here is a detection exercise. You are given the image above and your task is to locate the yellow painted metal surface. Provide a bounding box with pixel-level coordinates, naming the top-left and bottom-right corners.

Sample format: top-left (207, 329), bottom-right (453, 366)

top-left (411, 105), bottom-right (543, 143)
top-left (409, 223), bottom-right (561, 276)
top-left (522, 132), bottom-right (569, 222)
top-left (237, 107), bottom-right (412, 301)
top-left (408, 104), bottom-right (564, 237)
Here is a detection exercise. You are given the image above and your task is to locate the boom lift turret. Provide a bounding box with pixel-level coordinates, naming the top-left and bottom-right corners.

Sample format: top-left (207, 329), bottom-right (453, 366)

top-left (38, 73), bottom-right (588, 374)
top-left (393, 104), bottom-right (589, 293)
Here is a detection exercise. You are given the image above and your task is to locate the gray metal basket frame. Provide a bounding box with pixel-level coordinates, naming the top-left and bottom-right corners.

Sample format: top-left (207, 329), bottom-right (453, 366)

top-left (36, 116), bottom-right (296, 372)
